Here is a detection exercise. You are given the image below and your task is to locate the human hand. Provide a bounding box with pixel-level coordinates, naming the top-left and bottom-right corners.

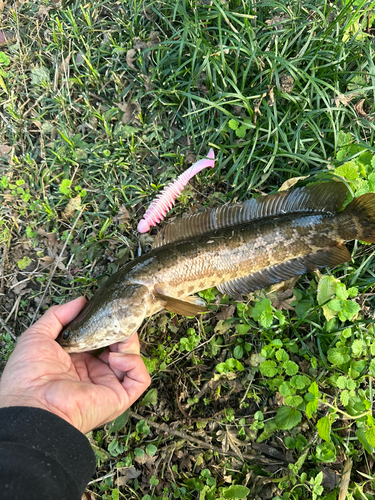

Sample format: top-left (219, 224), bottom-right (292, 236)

top-left (0, 297), bottom-right (151, 434)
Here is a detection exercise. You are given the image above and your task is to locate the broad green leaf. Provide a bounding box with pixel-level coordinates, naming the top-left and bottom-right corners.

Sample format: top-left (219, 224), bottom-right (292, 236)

top-left (276, 349), bottom-right (289, 362)
top-left (275, 407), bottom-right (302, 430)
top-left (351, 339), bottom-right (363, 357)
top-left (327, 347), bottom-right (350, 366)
top-left (284, 395), bottom-right (303, 407)
top-left (141, 388), bottom-right (158, 406)
top-left (335, 282), bottom-right (348, 300)
top-left (284, 360), bottom-right (299, 376)
top-left (108, 409), bottom-right (129, 434)
top-left (290, 374), bottom-right (310, 390)
top-left (228, 119), bottom-right (238, 130)
top-left (279, 382), bottom-right (295, 397)
top-left (317, 275), bottom-right (337, 321)
top-left (365, 426), bottom-right (375, 448)
top-left (334, 161), bottom-right (359, 181)
top-left (146, 444), bottom-right (158, 456)
top-left (317, 416), bottom-right (331, 442)
top-left (17, 256), bottom-right (32, 270)
top-left (340, 390), bottom-right (350, 406)
top-left (235, 125), bottom-right (247, 138)
top-left (356, 429), bottom-right (375, 454)
top-left (233, 345), bottom-right (243, 359)
top-left (306, 399), bottom-right (319, 418)
top-left (336, 376), bottom-right (347, 389)
top-left (259, 360), bottom-right (277, 377)
top-left (223, 485), bottom-right (250, 499)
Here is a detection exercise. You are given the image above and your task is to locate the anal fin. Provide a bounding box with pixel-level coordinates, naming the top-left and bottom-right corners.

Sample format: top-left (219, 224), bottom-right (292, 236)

top-left (155, 293), bottom-right (208, 316)
top-left (218, 245), bottom-right (351, 298)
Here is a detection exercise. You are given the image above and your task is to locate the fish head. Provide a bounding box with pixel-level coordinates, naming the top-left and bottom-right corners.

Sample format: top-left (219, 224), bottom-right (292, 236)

top-left (57, 283), bottom-right (150, 353)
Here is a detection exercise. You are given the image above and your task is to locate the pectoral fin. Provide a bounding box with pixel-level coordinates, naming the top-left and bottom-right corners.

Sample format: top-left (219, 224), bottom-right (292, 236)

top-left (154, 293), bottom-right (209, 316)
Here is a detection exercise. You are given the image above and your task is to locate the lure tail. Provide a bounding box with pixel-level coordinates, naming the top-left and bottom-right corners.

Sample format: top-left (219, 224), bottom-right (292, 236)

top-left (137, 149), bottom-right (215, 233)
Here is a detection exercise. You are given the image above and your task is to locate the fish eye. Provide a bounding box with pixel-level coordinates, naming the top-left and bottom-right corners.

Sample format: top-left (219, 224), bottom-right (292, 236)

top-left (62, 330), bottom-right (70, 341)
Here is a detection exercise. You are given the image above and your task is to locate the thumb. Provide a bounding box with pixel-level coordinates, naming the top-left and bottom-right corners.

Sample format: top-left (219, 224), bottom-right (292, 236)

top-left (22, 297), bottom-right (87, 341)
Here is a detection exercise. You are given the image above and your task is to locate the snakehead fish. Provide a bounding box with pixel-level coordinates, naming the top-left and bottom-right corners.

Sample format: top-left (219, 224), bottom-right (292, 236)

top-left (57, 182), bottom-right (375, 353)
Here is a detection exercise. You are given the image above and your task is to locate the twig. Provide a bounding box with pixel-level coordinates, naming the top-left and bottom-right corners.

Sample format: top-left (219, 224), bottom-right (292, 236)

top-left (129, 411), bottom-right (282, 465)
top-left (0, 316), bottom-right (16, 340)
top-left (0, 243), bottom-right (7, 296)
top-left (87, 471), bottom-right (116, 486)
top-left (338, 458), bottom-right (352, 500)
top-left (30, 208), bottom-right (84, 325)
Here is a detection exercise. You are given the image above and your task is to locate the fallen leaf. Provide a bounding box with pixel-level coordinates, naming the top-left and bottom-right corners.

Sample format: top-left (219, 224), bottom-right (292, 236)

top-left (126, 49), bottom-right (137, 69)
top-left (11, 277), bottom-right (28, 295)
top-left (62, 194), bottom-right (81, 219)
top-left (253, 92), bottom-right (267, 124)
top-left (0, 30), bottom-right (16, 45)
top-left (134, 453), bottom-right (157, 465)
top-left (278, 176), bottom-right (309, 191)
top-left (0, 145), bottom-right (12, 157)
top-left (332, 93), bottom-right (354, 107)
top-left (75, 52), bottom-right (84, 66)
top-left (322, 467), bottom-right (339, 491)
top-left (116, 466), bottom-right (141, 486)
top-left (133, 37), bottom-right (147, 49)
top-left (116, 102), bottom-right (137, 124)
top-left (271, 288), bottom-right (296, 311)
top-left (353, 99), bottom-right (372, 120)
top-left (215, 304), bottom-right (235, 321)
top-left (37, 5), bottom-right (51, 17)
top-left (37, 228), bottom-right (58, 247)
top-left (0, 0), bottom-right (6, 12)
top-left (81, 492), bottom-right (95, 500)
top-left (216, 428), bottom-right (244, 460)
top-left (60, 54), bottom-right (71, 74)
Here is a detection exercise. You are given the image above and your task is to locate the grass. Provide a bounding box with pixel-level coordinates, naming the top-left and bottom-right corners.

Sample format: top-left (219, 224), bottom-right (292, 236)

top-left (1, 0), bottom-right (375, 499)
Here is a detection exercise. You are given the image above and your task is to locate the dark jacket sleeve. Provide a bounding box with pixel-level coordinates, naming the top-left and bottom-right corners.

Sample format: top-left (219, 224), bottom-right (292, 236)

top-left (0, 406), bottom-right (96, 500)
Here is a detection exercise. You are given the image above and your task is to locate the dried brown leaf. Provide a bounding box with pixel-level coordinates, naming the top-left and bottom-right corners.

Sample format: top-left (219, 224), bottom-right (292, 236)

top-left (216, 428), bottom-right (244, 460)
top-left (116, 102), bottom-right (137, 124)
top-left (113, 204), bottom-right (130, 222)
top-left (62, 194), bottom-right (81, 219)
top-left (133, 37), bottom-right (148, 49)
top-left (0, 145), bottom-right (12, 157)
top-left (75, 53), bottom-right (84, 66)
top-left (37, 5), bottom-right (51, 17)
top-left (81, 492), bottom-right (95, 500)
top-left (60, 54), bottom-right (71, 74)
top-left (0, 30), bottom-right (16, 45)
top-left (332, 93), bottom-right (355, 107)
top-left (37, 228), bottom-right (58, 247)
top-left (215, 304), bottom-right (235, 321)
top-left (116, 466), bottom-right (141, 485)
top-left (0, 0), bottom-right (6, 11)
top-left (278, 176), bottom-right (309, 192)
top-left (126, 49), bottom-right (137, 69)
top-left (353, 99), bottom-right (371, 119)
top-left (134, 453), bottom-right (157, 465)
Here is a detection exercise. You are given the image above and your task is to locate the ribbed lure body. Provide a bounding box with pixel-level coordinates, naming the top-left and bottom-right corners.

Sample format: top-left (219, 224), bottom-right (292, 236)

top-left (137, 149), bottom-right (215, 232)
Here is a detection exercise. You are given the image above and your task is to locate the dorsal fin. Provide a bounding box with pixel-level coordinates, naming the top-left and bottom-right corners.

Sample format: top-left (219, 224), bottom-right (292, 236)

top-left (152, 182), bottom-right (348, 249)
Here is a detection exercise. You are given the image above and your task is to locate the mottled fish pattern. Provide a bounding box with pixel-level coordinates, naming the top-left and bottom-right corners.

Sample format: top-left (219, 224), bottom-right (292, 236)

top-left (57, 182), bottom-right (375, 353)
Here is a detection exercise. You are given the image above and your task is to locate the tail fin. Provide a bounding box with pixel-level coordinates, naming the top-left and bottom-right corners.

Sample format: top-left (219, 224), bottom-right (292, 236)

top-left (345, 193), bottom-right (375, 243)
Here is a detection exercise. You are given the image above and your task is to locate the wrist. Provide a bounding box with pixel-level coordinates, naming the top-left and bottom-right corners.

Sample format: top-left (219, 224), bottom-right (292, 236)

top-left (0, 392), bottom-right (49, 413)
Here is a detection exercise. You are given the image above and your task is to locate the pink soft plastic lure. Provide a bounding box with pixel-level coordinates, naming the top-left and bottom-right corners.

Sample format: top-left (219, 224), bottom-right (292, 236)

top-left (137, 149), bottom-right (215, 233)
